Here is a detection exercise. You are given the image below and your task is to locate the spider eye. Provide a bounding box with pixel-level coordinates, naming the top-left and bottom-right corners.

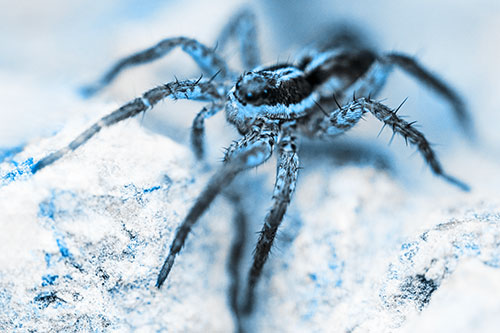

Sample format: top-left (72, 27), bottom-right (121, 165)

top-left (246, 92), bottom-right (256, 100)
top-left (263, 89), bottom-right (269, 95)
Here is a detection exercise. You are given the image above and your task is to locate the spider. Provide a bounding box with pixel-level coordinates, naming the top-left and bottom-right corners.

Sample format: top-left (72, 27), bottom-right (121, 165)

top-left (29, 7), bottom-right (471, 326)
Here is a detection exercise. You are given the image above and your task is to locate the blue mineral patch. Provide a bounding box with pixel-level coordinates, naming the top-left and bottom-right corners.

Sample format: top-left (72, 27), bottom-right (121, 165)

top-left (401, 243), bottom-right (411, 250)
top-left (460, 232), bottom-right (481, 255)
top-left (38, 191), bottom-right (78, 268)
top-left (41, 274), bottom-right (59, 286)
top-left (45, 253), bottom-right (52, 268)
top-left (38, 198), bottom-right (56, 220)
top-left (464, 241), bottom-right (480, 253)
top-left (56, 238), bottom-right (72, 258)
top-left (41, 189), bottom-right (78, 217)
top-left (328, 261), bottom-right (338, 270)
top-left (400, 242), bottom-right (418, 263)
top-left (1, 157), bottom-right (34, 185)
top-left (143, 185), bottom-right (160, 194)
top-left (484, 256), bottom-right (500, 268)
top-left (122, 183), bottom-right (162, 206)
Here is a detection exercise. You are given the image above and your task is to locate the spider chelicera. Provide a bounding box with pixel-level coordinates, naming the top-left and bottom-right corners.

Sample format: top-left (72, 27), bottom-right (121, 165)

top-left (29, 7), bottom-right (472, 324)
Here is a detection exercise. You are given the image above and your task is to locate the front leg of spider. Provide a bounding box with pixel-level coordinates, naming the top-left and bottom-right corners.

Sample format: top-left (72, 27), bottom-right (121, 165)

top-left (81, 7), bottom-right (262, 98)
top-left (31, 79), bottom-right (223, 173)
top-left (345, 98), bottom-right (470, 191)
top-left (81, 37), bottom-right (232, 98)
top-left (242, 127), bottom-right (300, 314)
top-left (156, 119), bottom-right (279, 288)
top-left (190, 103), bottom-right (225, 160)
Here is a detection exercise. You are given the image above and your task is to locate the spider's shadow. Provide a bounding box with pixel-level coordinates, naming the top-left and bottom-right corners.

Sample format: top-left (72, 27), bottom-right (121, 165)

top-left (299, 138), bottom-right (393, 171)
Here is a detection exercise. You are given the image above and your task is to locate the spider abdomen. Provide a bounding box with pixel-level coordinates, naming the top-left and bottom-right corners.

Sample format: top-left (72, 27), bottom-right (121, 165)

top-left (304, 48), bottom-right (377, 95)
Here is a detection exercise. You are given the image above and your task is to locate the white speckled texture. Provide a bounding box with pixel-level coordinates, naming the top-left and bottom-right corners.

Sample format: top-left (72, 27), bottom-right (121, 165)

top-left (0, 120), bottom-right (236, 331)
top-left (2, 122), bottom-right (500, 332)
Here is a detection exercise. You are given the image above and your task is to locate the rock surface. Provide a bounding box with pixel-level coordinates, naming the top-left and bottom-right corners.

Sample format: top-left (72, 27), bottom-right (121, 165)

top-left (1, 117), bottom-right (499, 332)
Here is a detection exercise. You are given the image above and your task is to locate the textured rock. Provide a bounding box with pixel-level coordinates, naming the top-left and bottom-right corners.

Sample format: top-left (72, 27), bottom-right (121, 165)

top-left (2, 118), bottom-right (499, 332)
top-left (0, 120), bottom-right (234, 332)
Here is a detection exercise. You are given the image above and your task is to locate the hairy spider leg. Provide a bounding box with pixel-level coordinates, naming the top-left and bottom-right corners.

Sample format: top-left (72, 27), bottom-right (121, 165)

top-left (242, 123), bottom-right (299, 314)
top-left (216, 7), bottom-right (261, 70)
top-left (345, 97), bottom-right (470, 191)
top-left (312, 97), bottom-right (367, 137)
top-left (156, 119), bottom-right (279, 288)
top-left (191, 103), bottom-right (225, 159)
top-left (223, 187), bottom-right (249, 333)
top-left (296, 54), bottom-right (390, 137)
top-left (31, 79), bottom-right (223, 173)
top-left (80, 37), bottom-right (232, 98)
top-left (384, 53), bottom-right (474, 138)
top-left (303, 52), bottom-right (470, 184)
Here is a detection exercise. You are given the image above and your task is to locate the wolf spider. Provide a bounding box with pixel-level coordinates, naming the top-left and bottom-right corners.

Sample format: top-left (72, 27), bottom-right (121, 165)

top-left (30, 7), bottom-right (472, 328)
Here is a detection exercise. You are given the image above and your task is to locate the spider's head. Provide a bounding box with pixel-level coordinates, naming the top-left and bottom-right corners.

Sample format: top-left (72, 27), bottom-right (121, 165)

top-left (225, 70), bottom-right (277, 134)
top-left (234, 71), bottom-right (276, 107)
top-left (226, 66), bottom-right (313, 134)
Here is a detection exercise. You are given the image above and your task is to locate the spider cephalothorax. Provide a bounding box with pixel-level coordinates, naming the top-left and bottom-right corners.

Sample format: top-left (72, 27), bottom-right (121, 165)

top-left (29, 7), bottom-right (472, 331)
top-left (227, 65), bottom-right (316, 133)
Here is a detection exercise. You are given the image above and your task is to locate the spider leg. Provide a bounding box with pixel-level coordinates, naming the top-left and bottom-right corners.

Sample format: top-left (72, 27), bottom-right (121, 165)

top-left (156, 118), bottom-right (279, 288)
top-left (215, 7), bottom-right (260, 70)
top-left (242, 124), bottom-right (299, 313)
top-left (32, 79), bottom-right (223, 173)
top-left (81, 37), bottom-right (232, 97)
top-left (191, 103), bottom-right (225, 160)
top-left (300, 97), bottom-right (365, 138)
top-left (223, 187), bottom-right (249, 333)
top-left (350, 97), bottom-right (470, 191)
top-left (299, 99), bottom-right (393, 170)
top-left (384, 52), bottom-right (474, 138)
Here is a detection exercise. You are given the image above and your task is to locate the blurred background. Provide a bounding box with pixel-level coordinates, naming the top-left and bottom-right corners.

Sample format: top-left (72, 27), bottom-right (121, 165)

top-left (1, 0), bottom-right (499, 152)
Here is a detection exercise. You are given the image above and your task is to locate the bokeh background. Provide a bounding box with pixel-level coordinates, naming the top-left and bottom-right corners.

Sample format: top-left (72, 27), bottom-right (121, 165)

top-left (2, 0), bottom-right (499, 150)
